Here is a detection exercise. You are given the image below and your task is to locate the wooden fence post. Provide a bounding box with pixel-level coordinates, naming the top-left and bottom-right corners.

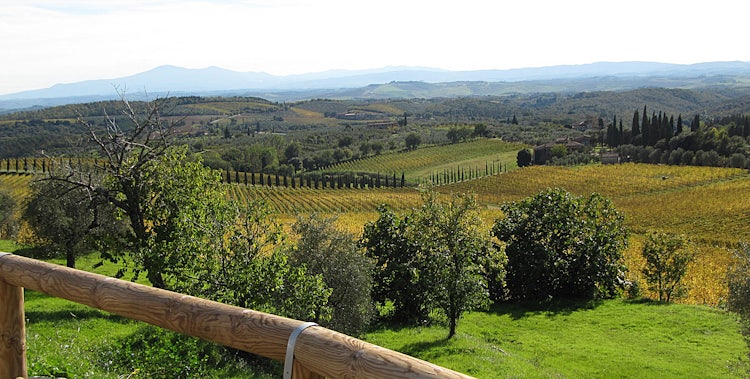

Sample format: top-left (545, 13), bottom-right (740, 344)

top-left (0, 270), bottom-right (27, 379)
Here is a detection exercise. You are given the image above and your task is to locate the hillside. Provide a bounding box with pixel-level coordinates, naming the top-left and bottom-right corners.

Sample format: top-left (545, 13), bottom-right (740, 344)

top-left (1, 86), bottom-right (749, 160)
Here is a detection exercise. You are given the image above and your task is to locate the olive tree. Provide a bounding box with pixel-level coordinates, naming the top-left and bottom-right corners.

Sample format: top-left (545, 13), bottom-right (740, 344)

top-left (493, 188), bottom-right (629, 300)
top-left (288, 214), bottom-right (374, 336)
top-left (405, 133), bottom-right (421, 150)
top-left (21, 179), bottom-right (123, 268)
top-left (641, 232), bottom-right (695, 302)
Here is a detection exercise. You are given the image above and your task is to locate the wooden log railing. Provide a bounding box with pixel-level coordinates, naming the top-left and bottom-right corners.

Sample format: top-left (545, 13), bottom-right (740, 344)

top-left (0, 252), bottom-right (476, 379)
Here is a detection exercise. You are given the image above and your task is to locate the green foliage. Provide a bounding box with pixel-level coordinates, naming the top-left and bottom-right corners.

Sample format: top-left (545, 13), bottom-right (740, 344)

top-left (130, 145), bottom-right (228, 288)
top-left (446, 127), bottom-right (472, 143)
top-left (550, 144), bottom-right (568, 158)
top-left (0, 189), bottom-right (17, 239)
top-left (410, 191), bottom-right (497, 338)
top-left (362, 192), bottom-right (501, 337)
top-left (516, 148), bottom-right (532, 167)
top-left (101, 326), bottom-right (222, 379)
top-left (493, 188), bottom-right (629, 300)
top-left (472, 123), bottom-right (489, 137)
top-left (729, 243), bottom-right (750, 318)
top-left (283, 141), bottom-right (301, 162)
top-left (289, 214), bottom-right (374, 336)
top-left (728, 243), bottom-right (750, 373)
top-left (21, 179), bottom-right (123, 268)
top-left (173, 199), bottom-right (332, 322)
top-left (641, 232), bottom-right (696, 302)
top-left (405, 133), bottom-right (421, 150)
top-left (361, 205), bottom-right (428, 323)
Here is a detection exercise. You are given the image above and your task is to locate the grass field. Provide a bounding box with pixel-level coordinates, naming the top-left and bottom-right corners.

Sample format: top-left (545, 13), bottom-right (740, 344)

top-left (323, 139), bottom-right (524, 181)
top-left (365, 299), bottom-right (747, 378)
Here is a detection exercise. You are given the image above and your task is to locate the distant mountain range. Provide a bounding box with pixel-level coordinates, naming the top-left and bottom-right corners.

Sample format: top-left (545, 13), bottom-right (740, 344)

top-left (3, 61), bottom-right (750, 112)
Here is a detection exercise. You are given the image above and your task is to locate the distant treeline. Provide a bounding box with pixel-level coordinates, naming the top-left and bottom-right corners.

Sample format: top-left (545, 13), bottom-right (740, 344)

top-left (219, 169), bottom-right (410, 189)
top-left (604, 108), bottom-right (750, 168)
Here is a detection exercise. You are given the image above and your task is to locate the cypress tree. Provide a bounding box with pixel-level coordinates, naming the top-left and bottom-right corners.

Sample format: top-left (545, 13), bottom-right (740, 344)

top-left (676, 114), bottom-right (683, 135)
top-left (668, 115), bottom-right (674, 140)
top-left (642, 106), bottom-right (649, 145)
top-left (632, 109), bottom-right (641, 138)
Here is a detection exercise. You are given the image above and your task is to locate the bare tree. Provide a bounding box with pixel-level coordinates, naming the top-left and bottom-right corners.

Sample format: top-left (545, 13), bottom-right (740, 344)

top-left (46, 95), bottom-right (183, 287)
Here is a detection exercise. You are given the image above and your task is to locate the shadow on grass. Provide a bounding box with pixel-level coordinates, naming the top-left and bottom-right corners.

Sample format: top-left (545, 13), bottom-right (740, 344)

top-left (24, 290), bottom-right (130, 324)
top-left (489, 297), bottom-right (605, 320)
top-left (624, 297), bottom-right (670, 306)
top-left (398, 336), bottom-right (452, 357)
top-left (25, 308), bottom-right (130, 324)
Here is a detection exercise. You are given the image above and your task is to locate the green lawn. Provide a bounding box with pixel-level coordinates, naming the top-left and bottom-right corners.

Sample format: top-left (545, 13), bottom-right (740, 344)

top-left (365, 299), bottom-right (748, 378)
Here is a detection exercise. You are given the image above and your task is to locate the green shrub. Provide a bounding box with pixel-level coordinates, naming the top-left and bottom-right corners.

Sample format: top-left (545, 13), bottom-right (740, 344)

top-left (493, 188), bottom-right (629, 300)
top-left (728, 242), bottom-right (750, 373)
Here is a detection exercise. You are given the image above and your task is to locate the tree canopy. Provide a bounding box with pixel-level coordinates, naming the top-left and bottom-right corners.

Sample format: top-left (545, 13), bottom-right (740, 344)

top-left (493, 188), bottom-right (629, 300)
top-left (362, 191), bottom-right (502, 337)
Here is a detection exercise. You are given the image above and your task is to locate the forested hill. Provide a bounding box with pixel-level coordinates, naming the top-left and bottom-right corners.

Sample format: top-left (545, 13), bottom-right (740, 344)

top-left (0, 87), bottom-right (749, 159)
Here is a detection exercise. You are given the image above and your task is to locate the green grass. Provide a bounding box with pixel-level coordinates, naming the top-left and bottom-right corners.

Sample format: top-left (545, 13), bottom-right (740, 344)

top-left (0, 239), bottom-right (20, 252)
top-left (365, 299), bottom-right (748, 378)
top-left (324, 139), bottom-right (525, 180)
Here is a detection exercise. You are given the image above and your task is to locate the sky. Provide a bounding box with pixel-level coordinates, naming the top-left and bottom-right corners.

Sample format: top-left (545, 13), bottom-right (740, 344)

top-left (1, 0), bottom-right (749, 95)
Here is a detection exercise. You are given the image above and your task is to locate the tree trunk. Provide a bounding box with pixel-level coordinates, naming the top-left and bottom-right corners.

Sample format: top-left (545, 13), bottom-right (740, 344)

top-left (448, 316), bottom-right (456, 339)
top-left (66, 250), bottom-right (76, 269)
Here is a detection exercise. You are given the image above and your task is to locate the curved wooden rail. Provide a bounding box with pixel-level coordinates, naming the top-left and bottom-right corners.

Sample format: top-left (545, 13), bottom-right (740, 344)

top-left (0, 253), bottom-right (476, 379)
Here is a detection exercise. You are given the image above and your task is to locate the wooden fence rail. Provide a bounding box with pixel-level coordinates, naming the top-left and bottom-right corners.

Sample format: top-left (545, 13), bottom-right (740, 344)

top-left (0, 252), bottom-right (475, 379)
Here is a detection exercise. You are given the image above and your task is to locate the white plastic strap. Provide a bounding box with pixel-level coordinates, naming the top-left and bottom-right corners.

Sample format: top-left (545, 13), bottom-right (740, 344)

top-left (283, 322), bottom-right (318, 379)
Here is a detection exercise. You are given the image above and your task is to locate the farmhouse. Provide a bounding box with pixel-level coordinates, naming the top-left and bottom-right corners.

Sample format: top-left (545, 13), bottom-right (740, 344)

top-left (533, 137), bottom-right (588, 165)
